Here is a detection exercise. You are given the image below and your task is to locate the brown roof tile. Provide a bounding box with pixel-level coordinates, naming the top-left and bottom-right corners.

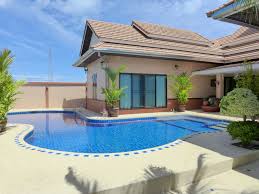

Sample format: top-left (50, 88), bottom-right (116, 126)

top-left (132, 20), bottom-right (211, 45)
top-left (82, 20), bottom-right (259, 65)
top-left (93, 42), bottom-right (224, 63)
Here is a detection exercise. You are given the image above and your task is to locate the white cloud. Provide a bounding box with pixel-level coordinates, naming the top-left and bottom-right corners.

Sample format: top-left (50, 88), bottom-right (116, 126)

top-left (52, 0), bottom-right (101, 16)
top-left (0, 29), bottom-right (46, 56)
top-left (181, 0), bottom-right (203, 14)
top-left (0, 0), bottom-right (11, 7)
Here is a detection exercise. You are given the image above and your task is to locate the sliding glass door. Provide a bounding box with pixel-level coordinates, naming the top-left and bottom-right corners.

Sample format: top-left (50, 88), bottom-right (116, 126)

top-left (120, 74), bottom-right (132, 109)
top-left (145, 75), bottom-right (156, 107)
top-left (120, 73), bottom-right (167, 109)
top-left (156, 75), bottom-right (166, 107)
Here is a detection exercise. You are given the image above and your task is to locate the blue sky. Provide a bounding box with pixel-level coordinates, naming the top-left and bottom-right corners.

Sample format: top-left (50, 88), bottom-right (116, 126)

top-left (0, 0), bottom-right (238, 82)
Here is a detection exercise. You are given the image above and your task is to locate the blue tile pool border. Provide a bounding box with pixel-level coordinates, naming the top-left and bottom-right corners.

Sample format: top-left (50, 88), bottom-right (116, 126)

top-left (11, 110), bottom-right (229, 158)
top-left (14, 125), bottom-right (187, 158)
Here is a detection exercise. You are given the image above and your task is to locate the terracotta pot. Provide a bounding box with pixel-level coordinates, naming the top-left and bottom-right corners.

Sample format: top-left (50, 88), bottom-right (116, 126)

top-left (0, 119), bottom-right (7, 132)
top-left (178, 104), bottom-right (186, 112)
top-left (107, 107), bottom-right (119, 117)
top-left (203, 100), bottom-right (209, 106)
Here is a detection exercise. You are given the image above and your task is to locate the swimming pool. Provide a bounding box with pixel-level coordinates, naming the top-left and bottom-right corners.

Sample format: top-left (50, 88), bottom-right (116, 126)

top-left (8, 111), bottom-right (228, 154)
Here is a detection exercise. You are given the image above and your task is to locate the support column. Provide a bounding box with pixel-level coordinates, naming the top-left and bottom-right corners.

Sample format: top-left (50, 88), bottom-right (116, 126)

top-left (216, 74), bottom-right (224, 99)
top-left (45, 86), bottom-right (49, 108)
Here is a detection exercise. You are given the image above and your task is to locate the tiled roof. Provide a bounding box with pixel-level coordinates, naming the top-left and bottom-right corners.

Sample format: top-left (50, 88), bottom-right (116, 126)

top-left (213, 27), bottom-right (259, 63)
top-left (213, 27), bottom-right (258, 46)
top-left (93, 42), bottom-right (224, 63)
top-left (132, 21), bottom-right (211, 46)
top-left (82, 20), bottom-right (259, 65)
top-left (87, 20), bottom-right (222, 63)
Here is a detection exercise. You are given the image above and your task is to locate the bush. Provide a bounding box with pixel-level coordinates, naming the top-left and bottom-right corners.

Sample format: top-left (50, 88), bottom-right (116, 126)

top-left (102, 65), bottom-right (126, 108)
top-left (235, 61), bottom-right (259, 99)
top-left (0, 49), bottom-right (24, 127)
top-left (220, 88), bottom-right (259, 121)
top-left (169, 72), bottom-right (192, 105)
top-left (227, 121), bottom-right (259, 146)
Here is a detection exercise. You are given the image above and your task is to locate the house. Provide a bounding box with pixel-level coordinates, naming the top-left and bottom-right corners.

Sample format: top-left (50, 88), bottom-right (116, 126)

top-left (73, 19), bottom-right (259, 114)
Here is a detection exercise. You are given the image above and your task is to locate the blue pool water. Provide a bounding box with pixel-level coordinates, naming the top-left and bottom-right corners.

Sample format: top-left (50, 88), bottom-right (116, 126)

top-left (8, 111), bottom-right (227, 153)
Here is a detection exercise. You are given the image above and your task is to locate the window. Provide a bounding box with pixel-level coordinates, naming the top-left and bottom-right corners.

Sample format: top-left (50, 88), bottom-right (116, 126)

top-left (92, 73), bottom-right (97, 99)
top-left (224, 77), bottom-right (236, 95)
top-left (120, 73), bottom-right (167, 109)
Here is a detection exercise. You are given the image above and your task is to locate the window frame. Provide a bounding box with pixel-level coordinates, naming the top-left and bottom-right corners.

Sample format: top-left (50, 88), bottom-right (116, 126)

top-left (119, 73), bottom-right (167, 109)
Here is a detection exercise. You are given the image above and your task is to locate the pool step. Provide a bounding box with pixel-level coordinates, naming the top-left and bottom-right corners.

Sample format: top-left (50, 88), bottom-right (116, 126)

top-left (217, 123), bottom-right (229, 127)
top-left (210, 126), bottom-right (226, 130)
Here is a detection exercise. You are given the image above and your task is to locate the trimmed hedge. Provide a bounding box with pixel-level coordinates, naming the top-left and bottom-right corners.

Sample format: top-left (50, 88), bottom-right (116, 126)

top-left (227, 121), bottom-right (259, 146)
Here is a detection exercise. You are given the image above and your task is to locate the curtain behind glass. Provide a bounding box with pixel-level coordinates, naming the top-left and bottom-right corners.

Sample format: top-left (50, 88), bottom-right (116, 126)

top-left (145, 75), bottom-right (156, 107)
top-left (120, 74), bottom-right (132, 109)
top-left (156, 75), bottom-right (166, 107)
top-left (132, 75), bottom-right (144, 108)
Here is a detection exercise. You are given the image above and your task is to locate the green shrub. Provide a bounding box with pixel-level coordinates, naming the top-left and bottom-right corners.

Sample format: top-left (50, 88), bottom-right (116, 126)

top-left (169, 72), bottom-right (192, 105)
top-left (235, 61), bottom-right (259, 98)
top-left (102, 65), bottom-right (126, 108)
top-left (0, 49), bottom-right (25, 124)
top-left (220, 88), bottom-right (259, 121)
top-left (227, 121), bottom-right (259, 146)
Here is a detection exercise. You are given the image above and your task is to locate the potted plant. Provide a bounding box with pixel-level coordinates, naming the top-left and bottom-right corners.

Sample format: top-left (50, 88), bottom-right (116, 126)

top-left (169, 72), bottom-right (192, 112)
top-left (202, 98), bottom-right (209, 106)
top-left (102, 65), bottom-right (126, 117)
top-left (0, 49), bottom-right (24, 132)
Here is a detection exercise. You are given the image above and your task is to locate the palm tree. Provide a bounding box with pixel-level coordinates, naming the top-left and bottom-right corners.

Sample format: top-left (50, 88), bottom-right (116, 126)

top-left (235, 0), bottom-right (259, 24)
top-left (0, 49), bottom-right (24, 132)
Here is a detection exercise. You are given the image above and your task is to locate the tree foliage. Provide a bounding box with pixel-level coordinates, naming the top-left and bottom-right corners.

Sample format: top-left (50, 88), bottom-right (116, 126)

top-left (235, 0), bottom-right (259, 23)
top-left (220, 88), bottom-right (259, 121)
top-left (227, 121), bottom-right (259, 146)
top-left (169, 72), bottom-right (192, 105)
top-left (102, 65), bottom-right (126, 108)
top-left (235, 61), bottom-right (259, 98)
top-left (0, 49), bottom-right (25, 121)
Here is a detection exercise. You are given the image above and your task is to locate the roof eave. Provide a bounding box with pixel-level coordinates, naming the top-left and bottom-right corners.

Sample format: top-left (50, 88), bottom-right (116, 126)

top-left (73, 49), bottom-right (100, 67)
top-left (207, 1), bottom-right (241, 18)
top-left (207, 0), bottom-right (259, 29)
top-left (192, 63), bottom-right (259, 76)
top-left (94, 48), bottom-right (224, 64)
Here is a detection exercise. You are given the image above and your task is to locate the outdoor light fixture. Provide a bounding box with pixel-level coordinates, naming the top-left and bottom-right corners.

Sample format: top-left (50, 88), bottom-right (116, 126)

top-left (84, 67), bottom-right (88, 74)
top-left (174, 64), bottom-right (179, 69)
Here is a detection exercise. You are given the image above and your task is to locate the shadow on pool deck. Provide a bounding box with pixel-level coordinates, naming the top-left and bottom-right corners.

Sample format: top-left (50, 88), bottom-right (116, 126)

top-left (65, 167), bottom-right (98, 194)
top-left (184, 131), bottom-right (259, 160)
top-left (63, 154), bottom-right (259, 194)
top-left (0, 125), bottom-right (17, 136)
top-left (235, 160), bottom-right (259, 181)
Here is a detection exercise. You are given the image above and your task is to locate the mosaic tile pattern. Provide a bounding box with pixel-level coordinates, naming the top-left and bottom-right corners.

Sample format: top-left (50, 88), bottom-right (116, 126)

top-left (11, 111), bottom-right (229, 158)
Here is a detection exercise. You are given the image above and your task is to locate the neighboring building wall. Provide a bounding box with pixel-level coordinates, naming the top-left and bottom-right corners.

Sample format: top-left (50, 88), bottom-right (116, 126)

top-left (86, 55), bottom-right (218, 113)
top-left (14, 82), bottom-right (87, 109)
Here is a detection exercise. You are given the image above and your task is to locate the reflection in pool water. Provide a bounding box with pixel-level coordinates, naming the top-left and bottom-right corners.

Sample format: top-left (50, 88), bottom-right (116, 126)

top-left (8, 111), bottom-right (226, 153)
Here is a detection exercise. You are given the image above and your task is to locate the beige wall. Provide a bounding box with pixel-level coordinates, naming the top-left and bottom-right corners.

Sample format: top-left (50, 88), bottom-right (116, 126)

top-left (16, 86), bottom-right (46, 109)
top-left (87, 57), bottom-right (107, 100)
top-left (14, 82), bottom-right (87, 109)
top-left (94, 56), bottom-right (216, 100)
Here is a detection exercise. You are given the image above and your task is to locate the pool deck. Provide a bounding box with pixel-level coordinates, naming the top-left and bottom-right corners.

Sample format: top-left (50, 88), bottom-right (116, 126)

top-left (1, 109), bottom-right (259, 194)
